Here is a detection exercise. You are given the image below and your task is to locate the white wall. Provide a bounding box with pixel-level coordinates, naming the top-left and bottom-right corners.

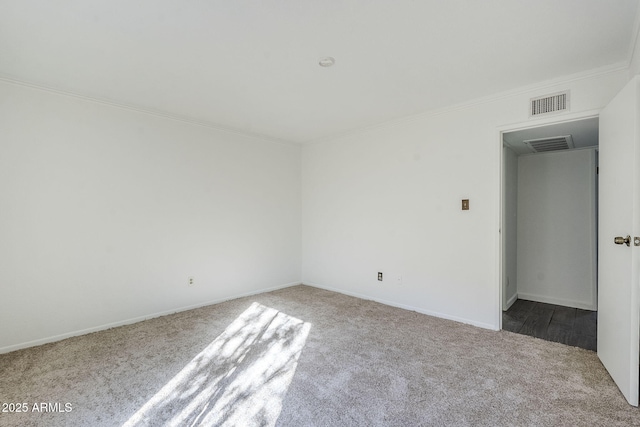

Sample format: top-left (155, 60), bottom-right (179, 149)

top-left (1, 66), bottom-right (631, 352)
top-left (301, 68), bottom-right (628, 329)
top-left (0, 81), bottom-right (302, 352)
top-left (630, 18), bottom-right (640, 78)
top-left (502, 146), bottom-right (518, 310)
top-left (516, 149), bottom-right (597, 310)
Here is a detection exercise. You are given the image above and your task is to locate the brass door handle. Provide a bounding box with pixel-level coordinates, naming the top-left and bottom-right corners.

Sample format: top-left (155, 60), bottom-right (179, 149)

top-left (614, 235), bottom-right (631, 246)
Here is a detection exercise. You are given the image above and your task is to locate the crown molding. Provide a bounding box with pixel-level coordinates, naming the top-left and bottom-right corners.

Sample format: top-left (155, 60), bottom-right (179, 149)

top-left (626, 2), bottom-right (640, 69)
top-left (303, 62), bottom-right (629, 145)
top-left (0, 75), bottom-right (301, 148)
top-left (0, 59), bottom-right (630, 149)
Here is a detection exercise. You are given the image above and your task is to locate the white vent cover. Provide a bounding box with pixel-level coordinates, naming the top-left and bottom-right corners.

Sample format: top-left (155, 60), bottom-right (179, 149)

top-left (530, 91), bottom-right (570, 116)
top-left (523, 135), bottom-right (574, 153)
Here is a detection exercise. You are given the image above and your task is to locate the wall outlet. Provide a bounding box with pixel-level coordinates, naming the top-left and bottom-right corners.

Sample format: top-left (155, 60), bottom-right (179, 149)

top-left (378, 272), bottom-right (383, 281)
top-left (396, 274), bottom-right (402, 285)
top-left (188, 276), bottom-right (195, 287)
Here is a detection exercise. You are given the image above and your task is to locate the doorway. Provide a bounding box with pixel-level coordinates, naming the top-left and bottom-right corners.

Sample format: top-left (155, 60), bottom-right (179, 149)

top-left (500, 117), bottom-right (599, 350)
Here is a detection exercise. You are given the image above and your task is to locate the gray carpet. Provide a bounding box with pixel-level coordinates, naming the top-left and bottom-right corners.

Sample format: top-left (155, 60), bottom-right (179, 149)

top-left (1, 285), bottom-right (639, 426)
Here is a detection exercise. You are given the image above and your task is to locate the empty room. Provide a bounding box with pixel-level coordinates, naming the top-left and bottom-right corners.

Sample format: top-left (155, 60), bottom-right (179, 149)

top-left (2, 1), bottom-right (640, 426)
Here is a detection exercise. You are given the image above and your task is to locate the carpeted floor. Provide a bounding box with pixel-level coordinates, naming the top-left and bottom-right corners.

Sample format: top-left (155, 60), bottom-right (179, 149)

top-left (1, 285), bottom-right (639, 426)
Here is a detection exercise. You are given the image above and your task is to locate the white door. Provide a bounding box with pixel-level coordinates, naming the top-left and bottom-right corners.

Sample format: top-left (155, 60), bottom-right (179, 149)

top-left (598, 75), bottom-right (640, 406)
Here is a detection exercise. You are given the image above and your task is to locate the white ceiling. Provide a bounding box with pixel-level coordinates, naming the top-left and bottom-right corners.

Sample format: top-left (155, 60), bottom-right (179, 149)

top-left (503, 117), bottom-right (599, 155)
top-left (1, 1), bottom-right (639, 144)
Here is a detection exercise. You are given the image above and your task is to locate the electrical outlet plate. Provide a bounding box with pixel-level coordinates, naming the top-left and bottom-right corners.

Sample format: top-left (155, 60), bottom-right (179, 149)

top-left (188, 276), bottom-right (195, 287)
top-left (377, 272), bottom-right (383, 281)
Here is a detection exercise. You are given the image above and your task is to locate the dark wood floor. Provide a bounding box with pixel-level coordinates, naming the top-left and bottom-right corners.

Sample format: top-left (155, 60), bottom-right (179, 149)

top-left (503, 299), bottom-right (597, 351)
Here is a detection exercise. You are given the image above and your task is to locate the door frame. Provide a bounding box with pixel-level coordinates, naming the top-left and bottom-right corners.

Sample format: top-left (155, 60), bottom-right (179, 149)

top-left (496, 109), bottom-right (601, 330)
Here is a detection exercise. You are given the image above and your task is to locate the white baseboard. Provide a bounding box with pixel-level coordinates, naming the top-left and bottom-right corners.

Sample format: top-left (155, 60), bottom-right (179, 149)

top-left (505, 293), bottom-right (518, 310)
top-left (302, 281), bottom-right (496, 330)
top-left (0, 281), bottom-right (302, 354)
top-left (517, 292), bottom-right (596, 311)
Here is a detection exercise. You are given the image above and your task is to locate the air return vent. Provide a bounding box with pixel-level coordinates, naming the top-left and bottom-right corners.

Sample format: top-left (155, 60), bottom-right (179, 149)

top-left (523, 135), bottom-right (574, 153)
top-left (530, 91), bottom-right (570, 116)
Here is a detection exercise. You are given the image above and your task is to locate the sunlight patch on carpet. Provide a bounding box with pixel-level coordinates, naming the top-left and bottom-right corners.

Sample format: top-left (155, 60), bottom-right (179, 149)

top-left (122, 302), bottom-right (311, 427)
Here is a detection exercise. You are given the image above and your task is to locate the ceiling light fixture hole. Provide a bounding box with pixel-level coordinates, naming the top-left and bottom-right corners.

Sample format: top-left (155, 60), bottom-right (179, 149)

top-left (318, 57), bottom-right (335, 67)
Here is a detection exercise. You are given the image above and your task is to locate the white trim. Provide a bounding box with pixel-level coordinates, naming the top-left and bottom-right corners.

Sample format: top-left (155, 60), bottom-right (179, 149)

top-left (505, 293), bottom-right (518, 311)
top-left (496, 110), bottom-right (601, 330)
top-left (497, 110), bottom-right (601, 135)
top-left (589, 147), bottom-right (599, 312)
top-left (303, 282), bottom-right (498, 331)
top-left (0, 76), bottom-right (300, 148)
top-left (517, 292), bottom-right (596, 311)
top-left (0, 281), bottom-right (302, 354)
top-left (497, 127), bottom-right (505, 325)
top-left (1, 61), bottom-right (628, 148)
top-left (3, 61), bottom-right (625, 149)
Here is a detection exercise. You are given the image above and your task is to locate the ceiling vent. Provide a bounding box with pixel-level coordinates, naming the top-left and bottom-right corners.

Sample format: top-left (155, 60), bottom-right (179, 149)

top-left (523, 135), bottom-right (574, 153)
top-left (530, 91), bottom-right (570, 117)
